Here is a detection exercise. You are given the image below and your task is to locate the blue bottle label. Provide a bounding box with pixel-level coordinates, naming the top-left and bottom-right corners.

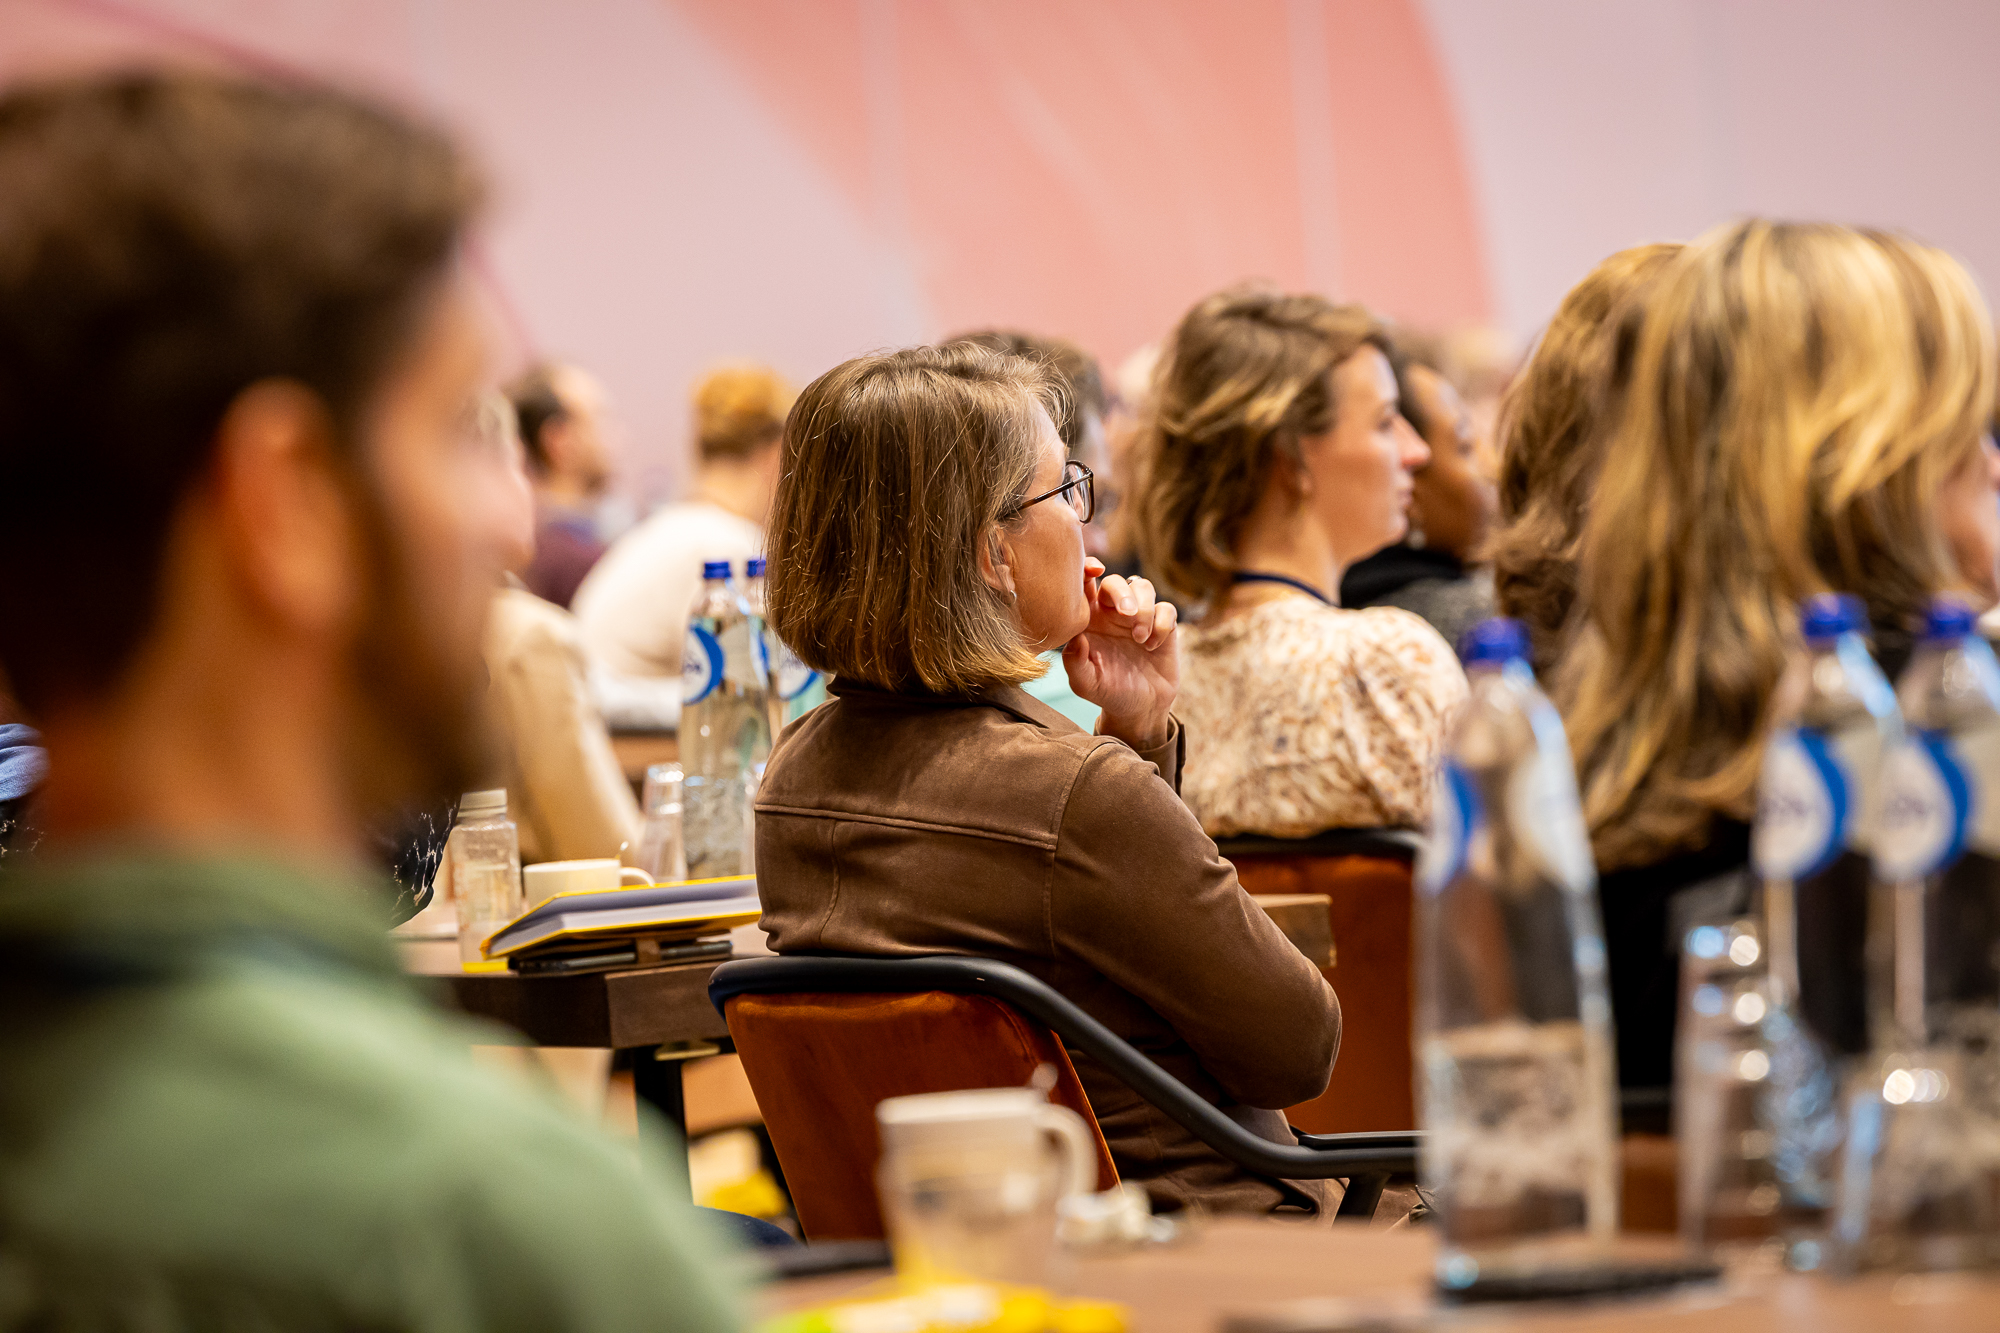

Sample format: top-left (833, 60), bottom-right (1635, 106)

top-left (1876, 732), bottom-right (1976, 881)
top-left (683, 625), bottom-right (724, 705)
top-left (775, 642), bottom-right (820, 701)
top-left (1418, 761), bottom-right (1483, 894)
top-left (1753, 727), bottom-right (1852, 881)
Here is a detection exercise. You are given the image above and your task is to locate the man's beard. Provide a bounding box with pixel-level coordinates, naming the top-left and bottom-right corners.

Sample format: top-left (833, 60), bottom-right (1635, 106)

top-left (337, 480), bottom-right (493, 831)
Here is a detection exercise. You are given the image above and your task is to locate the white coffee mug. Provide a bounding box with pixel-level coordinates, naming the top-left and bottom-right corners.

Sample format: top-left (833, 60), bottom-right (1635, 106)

top-left (522, 857), bottom-right (650, 908)
top-left (874, 1086), bottom-right (1098, 1286)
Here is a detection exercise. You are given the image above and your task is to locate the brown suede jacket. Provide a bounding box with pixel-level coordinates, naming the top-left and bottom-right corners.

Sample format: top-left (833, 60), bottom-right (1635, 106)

top-left (753, 676), bottom-right (1342, 1213)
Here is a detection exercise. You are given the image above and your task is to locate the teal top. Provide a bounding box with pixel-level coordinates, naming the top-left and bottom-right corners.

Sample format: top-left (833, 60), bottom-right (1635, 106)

top-left (0, 846), bottom-right (745, 1332)
top-left (1022, 652), bottom-right (1101, 732)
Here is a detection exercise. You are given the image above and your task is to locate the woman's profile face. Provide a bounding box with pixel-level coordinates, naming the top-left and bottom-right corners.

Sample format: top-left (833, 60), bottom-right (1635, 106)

top-left (1298, 347), bottom-right (1429, 568)
top-left (1406, 366), bottom-right (1497, 561)
top-left (1939, 432), bottom-right (2000, 607)
top-left (1005, 408), bottom-right (1092, 653)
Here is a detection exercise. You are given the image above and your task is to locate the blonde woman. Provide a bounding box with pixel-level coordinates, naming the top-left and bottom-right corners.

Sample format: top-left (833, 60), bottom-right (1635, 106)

top-left (1485, 243), bottom-right (1684, 674)
top-left (1129, 286), bottom-right (1467, 836)
top-left (1558, 222), bottom-right (2000, 1091)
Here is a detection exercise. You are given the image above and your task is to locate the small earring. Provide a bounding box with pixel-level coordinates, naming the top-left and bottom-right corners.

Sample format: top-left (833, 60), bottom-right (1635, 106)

top-left (1005, 589), bottom-right (1018, 606)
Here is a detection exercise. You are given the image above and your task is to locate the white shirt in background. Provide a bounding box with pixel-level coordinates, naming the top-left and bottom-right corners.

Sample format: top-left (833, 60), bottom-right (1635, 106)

top-left (573, 500), bottom-right (763, 680)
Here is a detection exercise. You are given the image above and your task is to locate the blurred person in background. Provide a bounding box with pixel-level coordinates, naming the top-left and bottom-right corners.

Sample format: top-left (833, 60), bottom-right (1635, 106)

top-left (573, 363), bottom-right (792, 723)
top-left (1130, 287), bottom-right (1466, 837)
top-left (951, 329), bottom-right (1111, 729)
top-left (1485, 244), bottom-right (1685, 674)
top-left (478, 392), bottom-right (641, 865)
top-left (1556, 222), bottom-right (1999, 1094)
top-left (1101, 342), bottom-right (1162, 579)
top-left (1339, 349), bottom-right (1498, 650)
top-left (0, 71), bottom-right (740, 1328)
top-left (507, 360), bottom-right (616, 607)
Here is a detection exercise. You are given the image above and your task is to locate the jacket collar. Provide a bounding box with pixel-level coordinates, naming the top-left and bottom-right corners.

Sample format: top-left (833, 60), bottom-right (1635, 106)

top-left (829, 676), bottom-right (1082, 735)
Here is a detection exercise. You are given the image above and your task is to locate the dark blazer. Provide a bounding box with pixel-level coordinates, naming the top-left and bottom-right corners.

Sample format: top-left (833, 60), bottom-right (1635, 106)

top-left (754, 676), bottom-right (1343, 1213)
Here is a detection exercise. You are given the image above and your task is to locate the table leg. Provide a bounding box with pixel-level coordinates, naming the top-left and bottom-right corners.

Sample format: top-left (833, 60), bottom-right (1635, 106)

top-left (630, 1046), bottom-right (692, 1198)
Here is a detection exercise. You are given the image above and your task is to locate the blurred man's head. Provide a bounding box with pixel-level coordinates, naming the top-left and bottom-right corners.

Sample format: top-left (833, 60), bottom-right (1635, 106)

top-left (0, 71), bottom-right (499, 839)
top-left (508, 362), bottom-right (614, 506)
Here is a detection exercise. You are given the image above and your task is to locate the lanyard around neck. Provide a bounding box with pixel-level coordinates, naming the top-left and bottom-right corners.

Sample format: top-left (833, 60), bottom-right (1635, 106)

top-left (1232, 571), bottom-right (1334, 606)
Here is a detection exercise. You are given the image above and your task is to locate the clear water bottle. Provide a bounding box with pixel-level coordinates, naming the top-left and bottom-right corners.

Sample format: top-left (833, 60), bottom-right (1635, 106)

top-left (682, 560), bottom-right (770, 879)
top-left (745, 555), bottom-right (827, 737)
top-left (1416, 618), bottom-right (1619, 1289)
top-left (1833, 595), bottom-right (2000, 1270)
top-left (1745, 592), bottom-right (1900, 1259)
top-left (445, 789), bottom-right (522, 968)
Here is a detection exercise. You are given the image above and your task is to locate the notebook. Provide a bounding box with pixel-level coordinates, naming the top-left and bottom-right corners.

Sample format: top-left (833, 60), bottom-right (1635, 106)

top-left (481, 875), bottom-right (761, 961)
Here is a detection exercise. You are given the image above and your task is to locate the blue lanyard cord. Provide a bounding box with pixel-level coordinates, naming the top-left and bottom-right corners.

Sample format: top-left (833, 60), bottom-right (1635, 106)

top-left (1232, 571), bottom-right (1335, 605)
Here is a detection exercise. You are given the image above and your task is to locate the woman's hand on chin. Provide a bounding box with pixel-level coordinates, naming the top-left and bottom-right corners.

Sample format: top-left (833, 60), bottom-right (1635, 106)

top-left (1063, 557), bottom-right (1178, 752)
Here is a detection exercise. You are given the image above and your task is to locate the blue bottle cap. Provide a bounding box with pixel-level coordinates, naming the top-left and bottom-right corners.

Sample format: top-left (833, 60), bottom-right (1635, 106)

top-left (1800, 593), bottom-right (1868, 645)
top-left (745, 557), bottom-right (768, 578)
top-left (1923, 595), bottom-right (1977, 644)
top-left (701, 560), bottom-right (733, 580)
top-left (1459, 617), bottom-right (1531, 668)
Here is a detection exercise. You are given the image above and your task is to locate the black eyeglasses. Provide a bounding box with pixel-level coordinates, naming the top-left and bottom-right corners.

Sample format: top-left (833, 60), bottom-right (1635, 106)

top-left (1008, 461), bottom-right (1095, 523)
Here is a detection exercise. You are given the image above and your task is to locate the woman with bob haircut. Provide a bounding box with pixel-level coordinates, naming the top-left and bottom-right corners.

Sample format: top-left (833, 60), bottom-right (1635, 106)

top-left (757, 342), bottom-right (1342, 1215)
top-left (1485, 242), bottom-right (1684, 675)
top-left (1128, 286), bottom-right (1467, 838)
top-left (1557, 221), bottom-right (2000, 1093)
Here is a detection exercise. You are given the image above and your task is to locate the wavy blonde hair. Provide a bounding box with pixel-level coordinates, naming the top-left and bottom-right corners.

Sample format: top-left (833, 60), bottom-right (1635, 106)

top-left (694, 362), bottom-right (795, 461)
top-left (1487, 243), bottom-right (1684, 672)
top-left (1127, 285), bottom-right (1387, 612)
top-left (1559, 221), bottom-right (1996, 869)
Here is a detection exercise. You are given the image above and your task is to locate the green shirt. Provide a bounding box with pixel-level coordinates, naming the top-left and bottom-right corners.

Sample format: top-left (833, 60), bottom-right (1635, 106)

top-left (0, 847), bottom-right (746, 1331)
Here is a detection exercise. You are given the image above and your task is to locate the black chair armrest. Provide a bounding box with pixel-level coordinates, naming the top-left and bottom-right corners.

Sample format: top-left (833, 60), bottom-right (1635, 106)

top-left (1212, 827), bottom-right (1425, 863)
top-left (710, 954), bottom-right (1421, 1187)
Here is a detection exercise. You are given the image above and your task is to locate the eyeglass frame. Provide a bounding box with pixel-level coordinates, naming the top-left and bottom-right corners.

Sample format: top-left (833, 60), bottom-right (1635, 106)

top-left (1004, 461), bottom-right (1095, 524)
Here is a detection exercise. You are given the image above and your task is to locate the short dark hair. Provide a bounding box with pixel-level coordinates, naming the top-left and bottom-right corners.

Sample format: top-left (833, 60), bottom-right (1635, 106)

top-left (0, 71), bottom-right (482, 714)
top-left (949, 330), bottom-right (1105, 459)
top-left (506, 362), bottom-right (568, 476)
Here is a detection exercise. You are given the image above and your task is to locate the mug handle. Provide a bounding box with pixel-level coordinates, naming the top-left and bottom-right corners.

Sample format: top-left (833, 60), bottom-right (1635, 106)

top-left (618, 867), bottom-right (653, 887)
top-left (1033, 1103), bottom-right (1100, 1199)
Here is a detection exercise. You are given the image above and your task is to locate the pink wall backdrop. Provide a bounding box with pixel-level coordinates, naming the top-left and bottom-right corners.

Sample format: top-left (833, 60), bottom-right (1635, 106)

top-left (4, 0), bottom-right (1998, 504)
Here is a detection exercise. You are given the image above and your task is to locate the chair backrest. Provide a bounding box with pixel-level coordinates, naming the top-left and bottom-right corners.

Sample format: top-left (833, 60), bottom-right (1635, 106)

top-left (1214, 828), bottom-right (1420, 1135)
top-left (722, 988), bottom-right (1119, 1240)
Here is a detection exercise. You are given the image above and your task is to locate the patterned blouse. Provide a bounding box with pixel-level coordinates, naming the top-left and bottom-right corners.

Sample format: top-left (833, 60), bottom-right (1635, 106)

top-left (1175, 597), bottom-right (1469, 837)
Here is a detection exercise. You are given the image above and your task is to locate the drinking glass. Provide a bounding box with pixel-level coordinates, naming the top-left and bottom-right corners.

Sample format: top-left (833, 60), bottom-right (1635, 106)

top-left (634, 762), bottom-right (687, 884)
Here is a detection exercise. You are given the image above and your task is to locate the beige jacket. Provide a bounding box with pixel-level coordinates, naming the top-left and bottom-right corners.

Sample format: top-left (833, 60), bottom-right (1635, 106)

top-left (484, 585), bottom-right (641, 865)
top-left (755, 678), bottom-right (1341, 1214)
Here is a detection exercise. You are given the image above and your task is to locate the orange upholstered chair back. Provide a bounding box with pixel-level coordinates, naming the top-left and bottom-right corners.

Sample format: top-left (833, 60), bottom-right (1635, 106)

top-left (1228, 851), bottom-right (1415, 1134)
top-left (722, 989), bottom-right (1119, 1240)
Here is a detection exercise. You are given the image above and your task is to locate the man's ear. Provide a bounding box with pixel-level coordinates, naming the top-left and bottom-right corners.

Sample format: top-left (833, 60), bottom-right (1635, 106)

top-left (977, 523), bottom-right (1016, 601)
top-left (207, 379), bottom-right (357, 637)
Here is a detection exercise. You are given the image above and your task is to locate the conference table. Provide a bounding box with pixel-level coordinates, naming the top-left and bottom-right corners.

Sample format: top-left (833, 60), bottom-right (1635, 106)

top-left (761, 1218), bottom-right (2000, 1332)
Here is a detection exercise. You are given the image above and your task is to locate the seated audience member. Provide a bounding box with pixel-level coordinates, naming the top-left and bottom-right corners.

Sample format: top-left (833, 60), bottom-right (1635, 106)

top-left (1340, 350), bottom-right (1499, 649)
top-left (1485, 244), bottom-right (1684, 674)
top-left (0, 72), bottom-right (739, 1328)
top-left (479, 392), bottom-right (642, 864)
top-left (952, 328), bottom-right (1110, 729)
top-left (507, 360), bottom-right (616, 607)
top-left (1557, 222), bottom-right (1999, 1094)
top-left (1129, 287), bottom-right (1468, 837)
top-left (574, 365), bottom-right (791, 694)
top-left (756, 343), bottom-right (1341, 1214)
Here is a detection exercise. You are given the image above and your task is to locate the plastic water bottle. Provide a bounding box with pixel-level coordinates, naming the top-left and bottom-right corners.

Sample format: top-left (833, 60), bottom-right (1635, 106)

top-left (682, 560), bottom-right (770, 879)
top-left (444, 789), bottom-right (522, 969)
top-left (1416, 618), bottom-right (1619, 1290)
top-left (1833, 595), bottom-right (2000, 1270)
top-left (1745, 592), bottom-right (1900, 1260)
top-left (744, 555), bottom-right (827, 737)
